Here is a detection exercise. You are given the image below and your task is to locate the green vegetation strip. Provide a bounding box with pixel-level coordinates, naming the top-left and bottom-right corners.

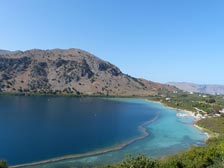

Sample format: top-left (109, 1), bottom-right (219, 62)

top-left (148, 91), bottom-right (224, 116)
top-left (197, 117), bottom-right (224, 135)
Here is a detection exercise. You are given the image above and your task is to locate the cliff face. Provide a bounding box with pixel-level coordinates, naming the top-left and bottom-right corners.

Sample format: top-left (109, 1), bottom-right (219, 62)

top-left (0, 48), bottom-right (176, 96)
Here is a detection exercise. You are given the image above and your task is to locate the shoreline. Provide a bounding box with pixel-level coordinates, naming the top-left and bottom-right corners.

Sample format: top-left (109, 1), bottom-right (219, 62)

top-left (193, 122), bottom-right (219, 141)
top-left (145, 99), bottom-right (211, 139)
top-left (145, 99), bottom-right (197, 119)
top-left (193, 124), bottom-right (210, 140)
top-left (11, 111), bottom-right (160, 168)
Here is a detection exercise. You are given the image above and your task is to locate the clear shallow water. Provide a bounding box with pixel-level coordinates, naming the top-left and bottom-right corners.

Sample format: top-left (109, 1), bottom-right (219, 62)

top-left (0, 96), bottom-right (207, 167)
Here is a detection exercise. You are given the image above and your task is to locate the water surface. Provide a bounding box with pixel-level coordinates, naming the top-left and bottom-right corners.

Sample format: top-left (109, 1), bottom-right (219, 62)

top-left (0, 96), bottom-right (158, 165)
top-left (0, 96), bottom-right (206, 167)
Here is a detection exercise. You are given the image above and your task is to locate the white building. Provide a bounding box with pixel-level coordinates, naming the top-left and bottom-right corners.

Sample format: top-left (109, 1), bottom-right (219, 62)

top-left (220, 109), bottom-right (224, 113)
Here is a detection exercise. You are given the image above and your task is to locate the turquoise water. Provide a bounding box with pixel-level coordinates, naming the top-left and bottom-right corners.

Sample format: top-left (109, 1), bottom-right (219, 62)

top-left (21, 98), bottom-right (207, 168)
top-left (0, 96), bottom-right (207, 167)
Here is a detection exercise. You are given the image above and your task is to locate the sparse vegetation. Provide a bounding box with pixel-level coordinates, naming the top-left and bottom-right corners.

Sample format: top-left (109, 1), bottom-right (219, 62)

top-left (0, 49), bottom-right (175, 97)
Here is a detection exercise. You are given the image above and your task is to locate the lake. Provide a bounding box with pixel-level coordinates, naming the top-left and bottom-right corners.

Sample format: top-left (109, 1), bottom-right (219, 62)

top-left (0, 96), bottom-right (207, 167)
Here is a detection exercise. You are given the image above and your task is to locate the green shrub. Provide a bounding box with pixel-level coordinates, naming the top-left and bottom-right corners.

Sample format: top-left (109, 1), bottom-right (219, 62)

top-left (102, 137), bottom-right (224, 168)
top-left (0, 161), bottom-right (8, 168)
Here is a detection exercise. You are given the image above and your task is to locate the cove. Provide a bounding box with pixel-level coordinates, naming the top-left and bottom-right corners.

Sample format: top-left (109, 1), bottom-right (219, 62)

top-left (0, 96), bottom-right (207, 167)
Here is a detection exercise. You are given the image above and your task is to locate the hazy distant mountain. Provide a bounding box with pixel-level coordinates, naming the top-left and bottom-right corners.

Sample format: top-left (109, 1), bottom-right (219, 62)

top-left (0, 49), bottom-right (22, 55)
top-left (0, 48), bottom-right (176, 96)
top-left (0, 49), bottom-right (13, 55)
top-left (167, 82), bottom-right (224, 95)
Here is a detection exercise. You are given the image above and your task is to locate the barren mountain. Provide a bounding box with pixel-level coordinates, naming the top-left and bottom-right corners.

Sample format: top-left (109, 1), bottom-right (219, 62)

top-left (168, 82), bottom-right (224, 95)
top-left (0, 48), bottom-right (176, 96)
top-left (0, 49), bottom-right (21, 55)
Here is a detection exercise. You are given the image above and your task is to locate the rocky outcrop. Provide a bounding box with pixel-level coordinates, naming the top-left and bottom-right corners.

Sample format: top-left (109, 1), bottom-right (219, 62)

top-left (0, 48), bottom-right (176, 96)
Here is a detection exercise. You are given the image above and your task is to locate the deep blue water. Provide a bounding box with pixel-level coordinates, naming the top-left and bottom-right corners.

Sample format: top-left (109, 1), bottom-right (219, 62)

top-left (0, 96), bottom-right (159, 165)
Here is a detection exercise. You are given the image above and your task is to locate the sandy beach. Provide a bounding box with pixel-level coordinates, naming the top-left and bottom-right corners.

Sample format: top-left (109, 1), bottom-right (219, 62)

top-left (145, 99), bottom-right (211, 139)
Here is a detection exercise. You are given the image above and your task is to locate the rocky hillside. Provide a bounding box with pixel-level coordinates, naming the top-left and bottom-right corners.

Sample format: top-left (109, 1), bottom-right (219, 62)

top-left (0, 48), bottom-right (176, 96)
top-left (168, 82), bottom-right (224, 95)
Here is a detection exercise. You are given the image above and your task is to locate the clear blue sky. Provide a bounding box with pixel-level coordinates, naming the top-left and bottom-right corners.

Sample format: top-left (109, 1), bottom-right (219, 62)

top-left (0, 0), bottom-right (224, 84)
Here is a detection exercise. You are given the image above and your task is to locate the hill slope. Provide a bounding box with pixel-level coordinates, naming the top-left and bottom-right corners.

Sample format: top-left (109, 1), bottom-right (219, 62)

top-left (168, 82), bottom-right (224, 95)
top-left (0, 48), bottom-right (176, 96)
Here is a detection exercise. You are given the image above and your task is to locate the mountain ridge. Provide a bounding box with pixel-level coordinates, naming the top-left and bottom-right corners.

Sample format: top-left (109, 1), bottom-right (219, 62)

top-left (167, 82), bottom-right (224, 95)
top-left (0, 49), bottom-right (22, 55)
top-left (0, 48), bottom-right (176, 96)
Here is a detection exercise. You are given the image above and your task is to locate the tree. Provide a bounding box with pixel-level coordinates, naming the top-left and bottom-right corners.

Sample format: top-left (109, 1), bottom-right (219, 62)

top-left (206, 98), bottom-right (216, 103)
